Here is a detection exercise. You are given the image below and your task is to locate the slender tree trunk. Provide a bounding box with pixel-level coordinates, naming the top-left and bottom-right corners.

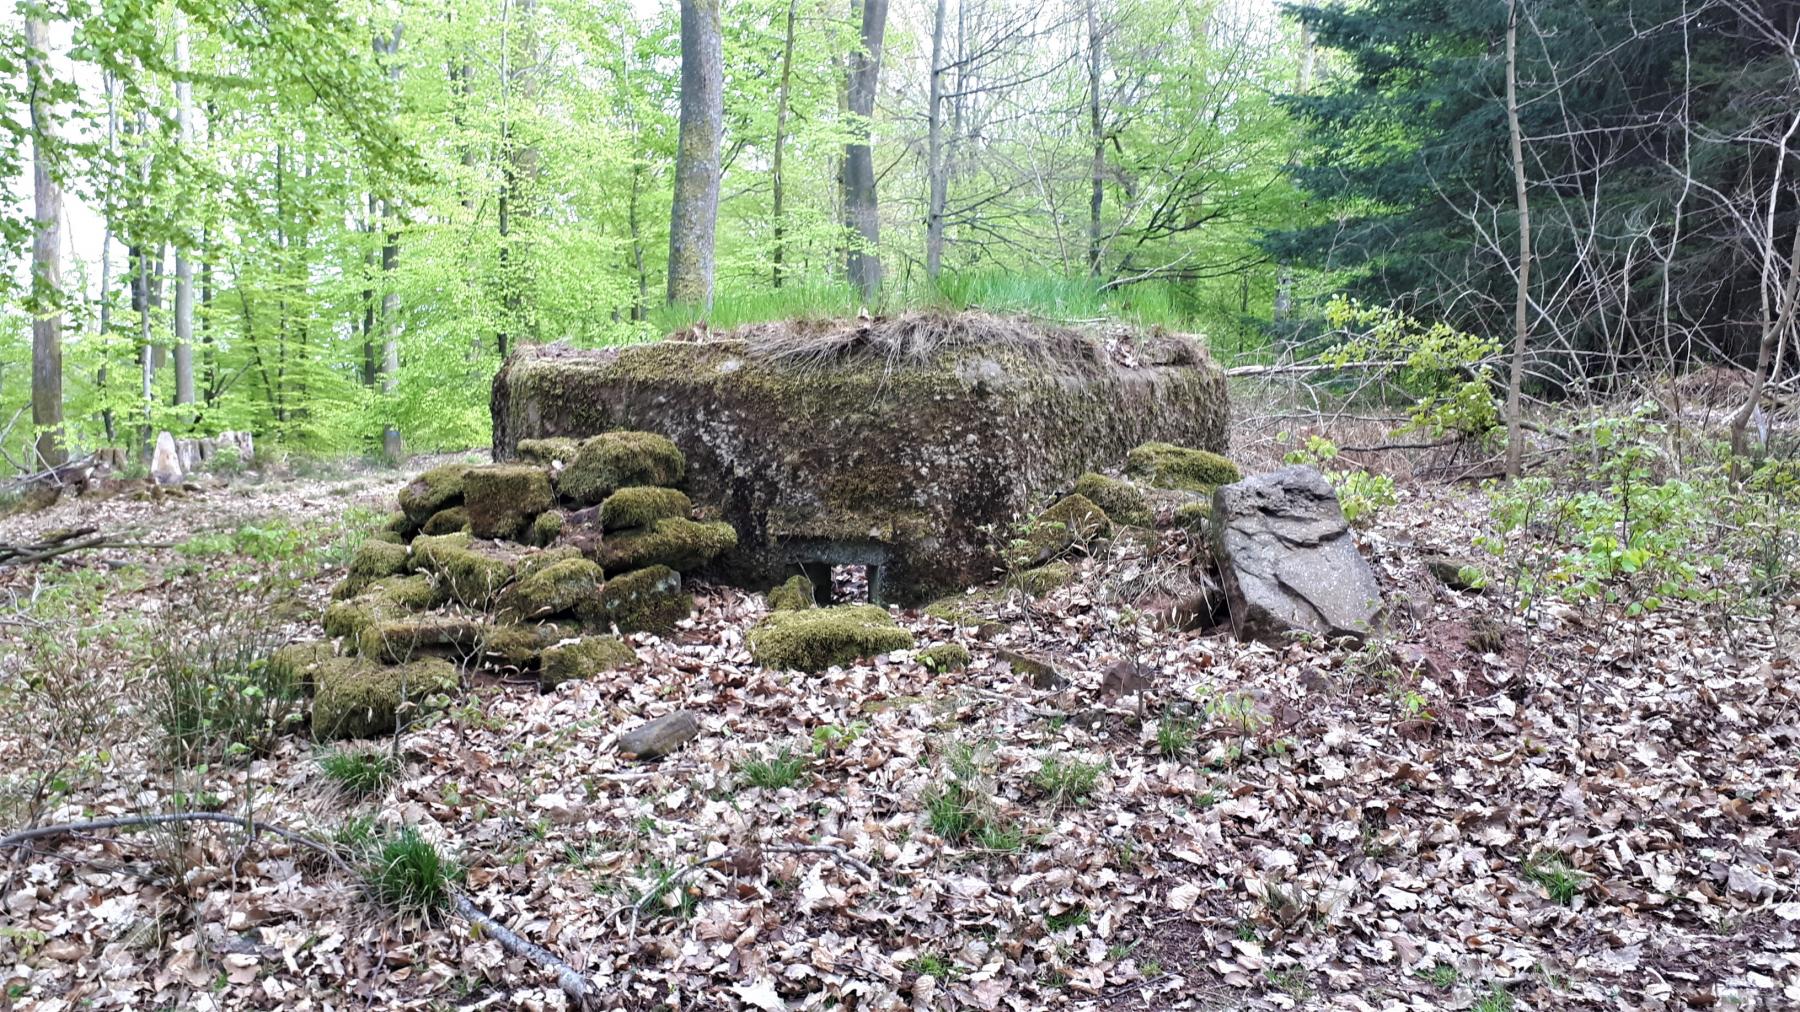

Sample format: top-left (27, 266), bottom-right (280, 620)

top-left (1503, 0), bottom-right (1532, 479)
top-left (25, 14), bottom-right (64, 467)
top-left (771, 0), bottom-right (797, 288)
top-left (629, 161), bottom-right (648, 320)
top-left (843, 0), bottom-right (889, 299)
top-left (1085, 0), bottom-right (1103, 277)
top-left (375, 23), bottom-right (405, 462)
top-left (925, 0), bottom-right (948, 280)
top-left (361, 193), bottom-right (377, 386)
top-left (667, 0), bottom-right (723, 309)
top-left (98, 71), bottom-right (118, 444)
top-left (172, 11), bottom-right (196, 410)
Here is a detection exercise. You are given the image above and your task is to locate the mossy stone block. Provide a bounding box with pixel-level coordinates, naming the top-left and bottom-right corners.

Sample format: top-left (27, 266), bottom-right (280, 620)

top-left (1009, 560), bottom-right (1074, 597)
top-left (1125, 442), bottom-right (1240, 492)
top-left (463, 464), bottom-right (555, 540)
top-left (346, 539), bottom-right (409, 590)
top-left (918, 642), bottom-right (971, 672)
top-left (539, 635), bottom-right (637, 690)
top-left (594, 518), bottom-right (737, 574)
top-left (599, 486), bottom-right (692, 532)
top-left (1071, 472), bottom-right (1153, 527)
top-left (516, 436), bottom-right (580, 466)
top-left (528, 510), bottom-right (565, 547)
top-left (584, 565), bottom-right (692, 634)
top-left (268, 641), bottom-right (336, 692)
top-left (1012, 494), bottom-right (1110, 568)
top-left (558, 432), bottom-right (686, 506)
top-left (397, 464), bottom-right (468, 524)
top-left (422, 506), bottom-right (470, 536)
top-left (748, 604), bottom-right (915, 672)
top-left (311, 657), bottom-right (460, 740)
top-left (497, 557), bottom-right (603, 622)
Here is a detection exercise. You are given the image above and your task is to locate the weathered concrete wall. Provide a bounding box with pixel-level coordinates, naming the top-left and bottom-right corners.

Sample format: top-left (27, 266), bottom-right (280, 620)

top-left (492, 314), bottom-right (1228, 604)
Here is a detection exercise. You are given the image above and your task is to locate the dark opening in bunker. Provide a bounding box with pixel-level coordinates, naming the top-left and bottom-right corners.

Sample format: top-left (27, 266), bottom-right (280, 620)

top-left (790, 540), bottom-right (890, 605)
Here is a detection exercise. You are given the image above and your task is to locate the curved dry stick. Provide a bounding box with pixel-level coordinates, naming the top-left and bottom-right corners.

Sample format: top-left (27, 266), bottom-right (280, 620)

top-left (454, 894), bottom-right (598, 1007)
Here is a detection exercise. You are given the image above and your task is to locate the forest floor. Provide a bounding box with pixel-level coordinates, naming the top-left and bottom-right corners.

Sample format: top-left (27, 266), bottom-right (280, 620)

top-left (0, 446), bottom-right (1795, 1012)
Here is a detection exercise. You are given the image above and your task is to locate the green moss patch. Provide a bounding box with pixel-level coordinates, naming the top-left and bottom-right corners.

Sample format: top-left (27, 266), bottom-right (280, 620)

top-left (497, 557), bottom-right (603, 622)
top-left (539, 635), bottom-right (637, 690)
top-left (528, 510), bottom-right (565, 547)
top-left (766, 573), bottom-right (816, 611)
top-left (463, 464), bottom-right (556, 540)
top-left (1012, 494), bottom-right (1110, 568)
top-left (918, 642), bottom-right (971, 672)
top-left (411, 537), bottom-right (516, 608)
top-left (268, 641), bottom-right (337, 692)
top-left (312, 657), bottom-right (460, 740)
top-left (1172, 500), bottom-right (1212, 535)
top-left (922, 591), bottom-right (995, 628)
top-left (516, 436), bottom-right (580, 466)
top-left (1072, 472), bottom-right (1153, 527)
top-left (398, 464), bottom-right (468, 524)
top-left (1125, 442), bottom-right (1240, 492)
top-left (408, 531), bottom-right (473, 572)
top-left (599, 486), bottom-right (692, 532)
top-left (558, 432), bottom-right (686, 506)
top-left (354, 613), bottom-right (487, 663)
top-left (584, 565), bottom-right (692, 634)
top-left (748, 604), bottom-right (915, 672)
top-left (1009, 560), bottom-right (1074, 597)
top-left (349, 539), bottom-right (409, 581)
top-left (515, 546), bottom-right (585, 583)
top-left (594, 518), bottom-right (737, 574)
top-left (422, 506), bottom-right (470, 536)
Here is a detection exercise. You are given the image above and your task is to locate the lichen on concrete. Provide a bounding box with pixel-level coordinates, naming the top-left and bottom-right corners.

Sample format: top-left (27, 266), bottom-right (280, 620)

top-left (747, 604), bottom-right (915, 672)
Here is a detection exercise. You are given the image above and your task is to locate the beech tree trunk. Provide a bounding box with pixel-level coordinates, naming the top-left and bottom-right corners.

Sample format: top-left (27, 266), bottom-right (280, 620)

top-left (1085, 0), bottom-right (1103, 277)
top-left (925, 0), bottom-right (948, 280)
top-left (1503, 0), bottom-right (1532, 479)
top-left (843, 0), bottom-right (889, 299)
top-left (173, 11), bottom-right (196, 409)
top-left (667, 0), bottom-right (723, 309)
top-left (771, 0), bottom-right (797, 288)
top-left (25, 14), bottom-right (64, 467)
top-left (375, 23), bottom-right (405, 462)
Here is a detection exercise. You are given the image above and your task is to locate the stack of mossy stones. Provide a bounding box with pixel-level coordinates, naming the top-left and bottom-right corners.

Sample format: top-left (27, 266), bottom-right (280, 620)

top-left (294, 431), bottom-right (738, 739)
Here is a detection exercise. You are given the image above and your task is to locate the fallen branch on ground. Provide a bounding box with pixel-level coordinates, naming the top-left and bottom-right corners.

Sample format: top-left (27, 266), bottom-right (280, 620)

top-left (455, 893), bottom-right (599, 1007)
top-left (0, 527), bottom-right (173, 568)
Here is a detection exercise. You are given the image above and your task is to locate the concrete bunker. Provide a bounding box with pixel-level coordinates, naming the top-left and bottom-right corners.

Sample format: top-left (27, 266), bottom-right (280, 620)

top-left (492, 310), bottom-right (1230, 604)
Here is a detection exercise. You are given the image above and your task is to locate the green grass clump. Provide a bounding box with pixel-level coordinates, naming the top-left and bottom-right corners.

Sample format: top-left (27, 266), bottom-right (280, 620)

top-left (318, 746), bottom-right (400, 797)
top-left (1522, 850), bottom-right (1585, 905)
top-left (1031, 755), bottom-right (1105, 806)
top-left (366, 827), bottom-right (459, 916)
top-left (925, 782), bottom-right (982, 841)
top-left (1155, 711), bottom-right (1200, 760)
top-left (737, 747), bottom-right (808, 790)
top-left (1472, 985), bottom-right (1516, 1012)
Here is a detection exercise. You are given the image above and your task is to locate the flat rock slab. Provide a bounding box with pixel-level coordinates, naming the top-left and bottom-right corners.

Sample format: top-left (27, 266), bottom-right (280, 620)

top-left (1211, 465), bottom-right (1383, 644)
top-left (491, 311), bottom-right (1228, 604)
top-left (617, 710), bottom-right (700, 760)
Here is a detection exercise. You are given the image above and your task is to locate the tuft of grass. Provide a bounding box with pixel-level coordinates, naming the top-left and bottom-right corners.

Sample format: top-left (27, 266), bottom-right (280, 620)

top-left (1472, 985), bottom-right (1516, 1012)
top-left (1156, 711), bottom-right (1199, 759)
top-left (365, 828), bottom-right (459, 917)
top-left (737, 746), bottom-right (808, 790)
top-left (910, 952), bottom-right (959, 981)
top-left (1266, 966), bottom-right (1312, 999)
top-left (1045, 906), bottom-right (1090, 933)
top-left (1522, 850), bottom-right (1585, 906)
top-left (975, 822), bottom-right (1023, 853)
top-left (318, 746), bottom-right (400, 797)
top-left (1031, 754), bottom-right (1105, 806)
top-left (638, 856), bottom-right (701, 920)
top-left (334, 814), bottom-right (381, 855)
top-left (925, 782), bottom-right (981, 841)
top-left (1418, 963), bottom-right (1459, 989)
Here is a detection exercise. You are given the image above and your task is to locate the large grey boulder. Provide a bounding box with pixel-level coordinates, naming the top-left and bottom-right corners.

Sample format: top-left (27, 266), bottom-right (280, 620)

top-left (1210, 466), bottom-right (1382, 643)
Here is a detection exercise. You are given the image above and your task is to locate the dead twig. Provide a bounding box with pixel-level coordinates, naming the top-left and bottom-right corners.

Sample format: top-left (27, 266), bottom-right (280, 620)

top-left (0, 527), bottom-right (173, 568)
top-left (0, 812), bottom-right (351, 874)
top-left (454, 893), bottom-right (600, 1007)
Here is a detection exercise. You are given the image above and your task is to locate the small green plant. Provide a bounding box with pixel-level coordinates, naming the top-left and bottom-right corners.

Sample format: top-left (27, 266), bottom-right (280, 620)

top-left (637, 857), bottom-right (701, 920)
top-left (1280, 435), bottom-right (1398, 524)
top-left (1045, 906), bottom-right (1089, 933)
top-left (1155, 710), bottom-right (1199, 759)
top-left (810, 721), bottom-right (868, 756)
top-left (1522, 850), bottom-right (1585, 905)
top-left (1472, 984), bottom-right (1516, 1012)
top-left (975, 821), bottom-right (1023, 853)
top-left (738, 746), bottom-right (808, 790)
top-left (318, 747), bottom-right (400, 797)
top-left (1417, 963), bottom-right (1458, 989)
top-left (1031, 755), bottom-right (1105, 806)
top-left (366, 828), bottom-right (459, 917)
top-left (911, 953), bottom-right (959, 981)
top-left (924, 782), bottom-right (981, 840)
top-left (334, 814), bottom-right (381, 855)
top-left (1265, 966), bottom-right (1312, 999)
